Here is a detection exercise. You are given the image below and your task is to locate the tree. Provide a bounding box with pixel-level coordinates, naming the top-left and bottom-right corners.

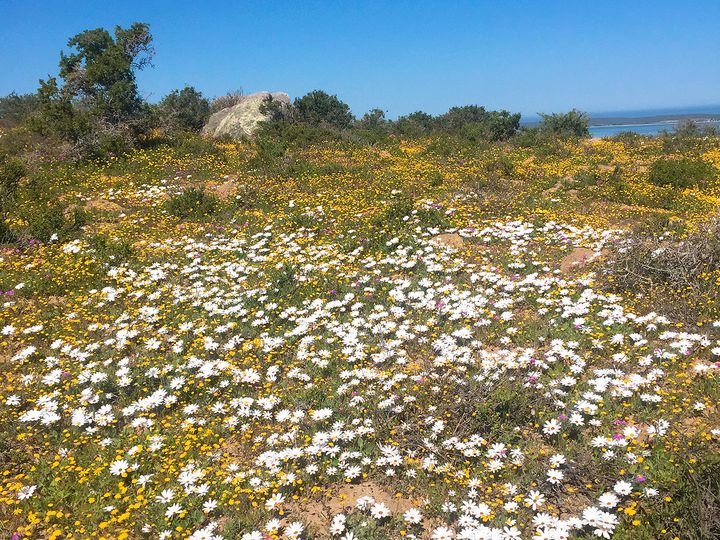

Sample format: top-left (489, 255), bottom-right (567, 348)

top-left (356, 108), bottom-right (388, 130)
top-left (36, 22), bottom-right (154, 135)
top-left (293, 90), bottom-right (354, 129)
top-left (157, 86), bottom-right (210, 132)
top-left (461, 110), bottom-right (521, 142)
top-left (438, 105), bottom-right (488, 131)
top-left (538, 109), bottom-right (590, 138)
top-left (434, 105), bottom-right (520, 141)
top-left (394, 111), bottom-right (436, 136)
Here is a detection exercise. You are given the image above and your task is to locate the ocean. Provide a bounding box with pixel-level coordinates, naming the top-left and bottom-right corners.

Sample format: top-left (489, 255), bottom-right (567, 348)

top-left (588, 120), bottom-right (720, 138)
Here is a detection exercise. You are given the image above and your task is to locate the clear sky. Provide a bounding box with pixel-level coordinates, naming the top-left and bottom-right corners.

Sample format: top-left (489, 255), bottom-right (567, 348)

top-left (1, 0), bottom-right (719, 119)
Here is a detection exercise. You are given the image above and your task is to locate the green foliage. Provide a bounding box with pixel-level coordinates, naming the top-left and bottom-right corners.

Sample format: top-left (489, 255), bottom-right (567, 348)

top-left (0, 157), bottom-right (26, 203)
top-left (393, 111), bottom-right (435, 136)
top-left (438, 105), bottom-right (489, 131)
top-left (356, 108), bottom-right (388, 130)
top-left (58, 23), bottom-right (153, 123)
top-left (485, 155), bottom-right (514, 178)
top-left (435, 106), bottom-right (520, 141)
top-left (166, 188), bottom-right (220, 219)
top-left (512, 126), bottom-right (545, 147)
top-left (157, 86), bottom-right (209, 132)
top-left (429, 171), bottom-right (444, 187)
top-left (460, 110), bottom-right (521, 142)
top-left (0, 92), bottom-right (41, 128)
top-left (394, 105), bottom-right (521, 142)
top-left (19, 204), bottom-right (87, 242)
top-left (648, 157), bottom-right (717, 189)
top-left (30, 22), bottom-right (154, 152)
top-left (538, 109), bottom-right (590, 138)
top-left (251, 132), bottom-right (287, 172)
top-left (254, 120), bottom-right (341, 149)
top-left (658, 120), bottom-right (719, 153)
top-left (29, 77), bottom-right (92, 142)
top-left (71, 123), bottom-right (134, 160)
top-left (258, 94), bottom-right (288, 122)
top-left (172, 133), bottom-right (223, 158)
top-left (293, 90), bottom-right (354, 129)
top-left (0, 157), bottom-right (26, 240)
top-left (88, 234), bottom-right (133, 263)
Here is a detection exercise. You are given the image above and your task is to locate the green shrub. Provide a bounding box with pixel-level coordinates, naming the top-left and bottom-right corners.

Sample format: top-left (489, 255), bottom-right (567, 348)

top-left (255, 121), bottom-right (339, 148)
top-left (157, 86), bottom-right (210, 133)
top-left (173, 134), bottom-right (223, 158)
top-left (538, 109), bottom-right (590, 138)
top-left (0, 158), bottom-right (26, 202)
top-left (648, 157), bottom-right (717, 189)
top-left (436, 106), bottom-right (520, 141)
top-left (71, 123), bottom-right (134, 160)
top-left (429, 171), bottom-right (444, 187)
top-left (166, 188), bottom-right (220, 219)
top-left (293, 90), bottom-right (354, 129)
top-left (512, 126), bottom-right (545, 147)
top-left (393, 111), bottom-right (435, 136)
top-left (251, 133), bottom-right (287, 172)
top-left (88, 234), bottom-right (133, 263)
top-left (485, 155), bottom-right (514, 178)
top-left (424, 135), bottom-right (465, 157)
top-left (16, 204), bottom-right (87, 242)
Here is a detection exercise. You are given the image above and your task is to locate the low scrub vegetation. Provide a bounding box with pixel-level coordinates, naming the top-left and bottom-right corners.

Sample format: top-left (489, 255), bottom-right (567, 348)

top-left (648, 157), bottom-right (717, 189)
top-left (605, 213), bottom-right (720, 321)
top-left (166, 188), bottom-right (220, 219)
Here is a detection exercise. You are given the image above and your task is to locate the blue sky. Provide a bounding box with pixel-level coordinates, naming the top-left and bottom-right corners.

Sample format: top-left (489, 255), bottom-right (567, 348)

top-left (1, 1), bottom-right (719, 119)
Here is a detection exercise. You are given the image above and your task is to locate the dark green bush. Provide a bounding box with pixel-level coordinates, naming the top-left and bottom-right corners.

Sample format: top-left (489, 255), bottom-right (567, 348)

top-left (436, 106), bottom-right (520, 141)
top-left (166, 188), bottom-right (220, 219)
top-left (88, 234), bottom-right (133, 263)
top-left (512, 126), bottom-right (545, 147)
top-left (648, 157), bottom-right (717, 189)
top-left (393, 111), bottom-right (435, 136)
top-left (460, 112), bottom-right (520, 142)
top-left (0, 158), bottom-right (26, 200)
top-left (484, 155), bottom-right (514, 178)
top-left (538, 109), bottom-right (590, 138)
top-left (157, 86), bottom-right (210, 132)
top-left (251, 133), bottom-right (287, 172)
top-left (293, 90), bottom-right (354, 129)
top-left (18, 204), bottom-right (87, 242)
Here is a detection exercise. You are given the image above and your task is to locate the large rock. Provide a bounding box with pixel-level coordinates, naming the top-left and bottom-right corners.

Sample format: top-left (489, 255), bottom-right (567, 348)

top-left (202, 91), bottom-right (290, 139)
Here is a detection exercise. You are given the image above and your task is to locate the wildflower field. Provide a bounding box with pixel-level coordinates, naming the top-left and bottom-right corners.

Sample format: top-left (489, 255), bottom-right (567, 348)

top-left (1, 134), bottom-right (719, 539)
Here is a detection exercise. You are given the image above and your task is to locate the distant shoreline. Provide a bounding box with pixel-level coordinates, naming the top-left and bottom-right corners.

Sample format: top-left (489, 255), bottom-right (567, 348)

top-left (523, 112), bottom-right (720, 128)
top-left (589, 113), bottom-right (720, 127)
